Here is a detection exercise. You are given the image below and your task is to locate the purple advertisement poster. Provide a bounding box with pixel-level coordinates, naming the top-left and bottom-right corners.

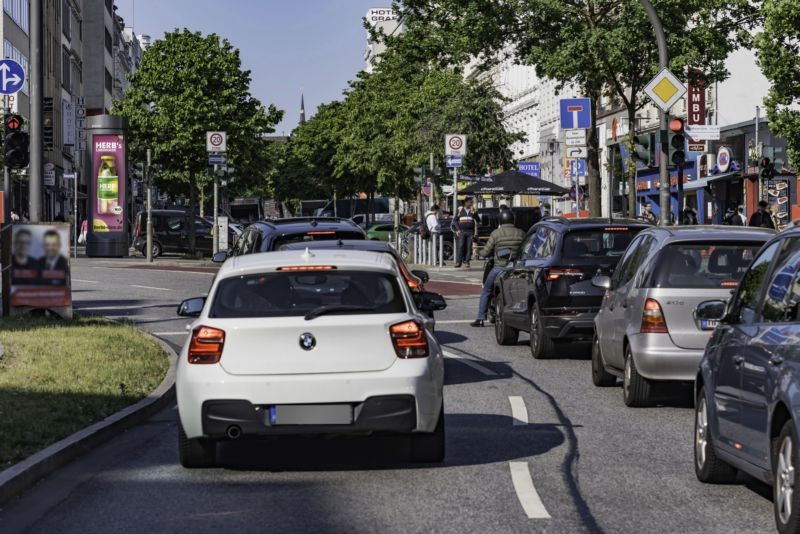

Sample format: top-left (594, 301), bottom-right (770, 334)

top-left (91, 134), bottom-right (126, 233)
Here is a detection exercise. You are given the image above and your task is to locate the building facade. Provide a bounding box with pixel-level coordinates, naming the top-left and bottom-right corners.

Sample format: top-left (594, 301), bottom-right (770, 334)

top-left (363, 7), bottom-right (401, 73)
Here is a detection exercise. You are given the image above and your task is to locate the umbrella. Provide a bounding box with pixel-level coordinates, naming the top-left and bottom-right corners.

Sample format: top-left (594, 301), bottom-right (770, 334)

top-left (458, 169), bottom-right (569, 196)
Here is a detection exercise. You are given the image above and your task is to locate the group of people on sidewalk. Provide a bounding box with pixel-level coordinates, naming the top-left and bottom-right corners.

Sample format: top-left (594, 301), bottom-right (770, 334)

top-left (423, 197), bottom-right (480, 268)
top-left (639, 200), bottom-right (778, 229)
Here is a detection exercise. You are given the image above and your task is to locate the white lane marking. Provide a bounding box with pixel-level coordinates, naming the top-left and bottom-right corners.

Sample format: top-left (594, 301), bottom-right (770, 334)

top-left (509, 396), bottom-right (529, 426)
top-left (88, 266), bottom-right (215, 275)
top-left (509, 462), bottom-right (551, 519)
top-left (152, 332), bottom-right (188, 336)
top-left (131, 284), bottom-right (173, 292)
top-left (443, 350), bottom-right (497, 376)
top-left (73, 279), bottom-right (99, 284)
top-left (436, 319), bottom-right (475, 324)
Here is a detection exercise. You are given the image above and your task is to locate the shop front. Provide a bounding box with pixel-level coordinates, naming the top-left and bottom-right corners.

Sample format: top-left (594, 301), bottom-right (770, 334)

top-left (635, 161), bottom-right (703, 222)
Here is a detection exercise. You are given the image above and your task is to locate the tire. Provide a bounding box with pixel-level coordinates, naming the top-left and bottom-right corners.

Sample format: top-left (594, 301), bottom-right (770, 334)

top-left (151, 241), bottom-right (162, 258)
top-left (178, 421), bottom-right (216, 468)
top-left (623, 346), bottom-right (652, 407)
top-left (591, 335), bottom-right (617, 387)
top-left (411, 406), bottom-right (445, 462)
top-left (774, 420), bottom-right (800, 533)
top-left (694, 387), bottom-right (737, 483)
top-left (495, 296), bottom-right (518, 346)
top-left (529, 304), bottom-right (555, 359)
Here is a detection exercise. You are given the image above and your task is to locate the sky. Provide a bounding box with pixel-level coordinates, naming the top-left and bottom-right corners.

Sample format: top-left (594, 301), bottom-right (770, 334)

top-left (116, 0), bottom-right (382, 134)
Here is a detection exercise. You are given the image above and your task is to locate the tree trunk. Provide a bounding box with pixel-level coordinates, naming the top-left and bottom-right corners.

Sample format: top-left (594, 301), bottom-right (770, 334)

top-left (626, 104), bottom-right (638, 216)
top-left (188, 174), bottom-right (197, 255)
top-left (587, 91), bottom-right (602, 216)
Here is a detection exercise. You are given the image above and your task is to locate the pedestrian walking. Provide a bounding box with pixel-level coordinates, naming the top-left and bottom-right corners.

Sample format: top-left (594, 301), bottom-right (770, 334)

top-left (748, 200), bottom-right (776, 229)
top-left (641, 202), bottom-right (657, 224)
top-left (724, 206), bottom-right (744, 226)
top-left (680, 205), bottom-right (698, 225)
top-left (424, 204), bottom-right (440, 236)
top-left (470, 209), bottom-right (526, 327)
top-left (451, 197), bottom-right (478, 268)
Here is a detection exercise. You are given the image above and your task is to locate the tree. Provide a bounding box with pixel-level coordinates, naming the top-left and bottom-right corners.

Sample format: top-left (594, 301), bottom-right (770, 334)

top-left (398, 0), bottom-right (756, 216)
top-left (114, 29), bottom-right (282, 252)
top-left (755, 0), bottom-right (800, 168)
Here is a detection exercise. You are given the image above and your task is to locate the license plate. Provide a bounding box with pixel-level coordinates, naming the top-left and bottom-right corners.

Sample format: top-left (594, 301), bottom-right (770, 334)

top-left (700, 320), bottom-right (719, 331)
top-left (267, 404), bottom-right (353, 426)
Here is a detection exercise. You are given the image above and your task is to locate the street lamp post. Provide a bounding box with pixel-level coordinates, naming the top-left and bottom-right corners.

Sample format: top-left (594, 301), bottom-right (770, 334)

top-left (639, 0), bottom-right (670, 226)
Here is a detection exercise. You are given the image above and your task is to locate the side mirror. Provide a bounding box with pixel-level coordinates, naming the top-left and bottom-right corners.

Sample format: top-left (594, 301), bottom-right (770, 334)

top-left (695, 300), bottom-right (727, 321)
top-left (177, 297), bottom-right (205, 317)
top-left (496, 248), bottom-right (513, 262)
top-left (416, 291), bottom-right (447, 312)
top-left (212, 251), bottom-right (228, 263)
top-left (592, 275), bottom-right (612, 290)
top-left (411, 269), bottom-right (430, 284)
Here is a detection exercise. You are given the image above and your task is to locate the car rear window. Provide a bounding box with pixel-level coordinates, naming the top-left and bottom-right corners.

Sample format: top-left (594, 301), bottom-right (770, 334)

top-left (646, 242), bottom-right (763, 289)
top-left (562, 228), bottom-right (642, 259)
top-left (272, 231), bottom-right (364, 250)
top-left (209, 271), bottom-right (406, 318)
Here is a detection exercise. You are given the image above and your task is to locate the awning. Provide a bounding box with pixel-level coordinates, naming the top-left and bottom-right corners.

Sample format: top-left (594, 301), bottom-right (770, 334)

top-left (683, 177), bottom-right (713, 191)
top-left (707, 171), bottom-right (741, 183)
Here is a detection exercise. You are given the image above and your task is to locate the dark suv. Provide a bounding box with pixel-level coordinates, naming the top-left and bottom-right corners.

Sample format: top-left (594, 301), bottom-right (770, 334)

top-left (493, 217), bottom-right (651, 358)
top-left (132, 209), bottom-right (237, 258)
top-left (219, 217), bottom-right (366, 259)
top-left (694, 226), bottom-right (800, 532)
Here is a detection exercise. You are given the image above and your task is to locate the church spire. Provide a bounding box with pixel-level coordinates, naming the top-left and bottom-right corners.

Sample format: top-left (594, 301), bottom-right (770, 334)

top-left (299, 89), bottom-right (306, 124)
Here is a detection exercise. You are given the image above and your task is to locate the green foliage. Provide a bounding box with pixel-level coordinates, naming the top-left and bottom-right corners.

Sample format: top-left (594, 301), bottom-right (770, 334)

top-left (755, 0), bottom-right (800, 167)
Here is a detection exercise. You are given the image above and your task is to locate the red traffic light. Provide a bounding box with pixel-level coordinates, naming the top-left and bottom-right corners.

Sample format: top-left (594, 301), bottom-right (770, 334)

top-left (4, 114), bottom-right (23, 132)
top-left (760, 157), bottom-right (771, 169)
top-left (669, 118), bottom-right (685, 132)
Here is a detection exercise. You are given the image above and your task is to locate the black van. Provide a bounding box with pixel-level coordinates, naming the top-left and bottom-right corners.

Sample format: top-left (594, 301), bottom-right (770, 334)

top-left (132, 209), bottom-right (235, 258)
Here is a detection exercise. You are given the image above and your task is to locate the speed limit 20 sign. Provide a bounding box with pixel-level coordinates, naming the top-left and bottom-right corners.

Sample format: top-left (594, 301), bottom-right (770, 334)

top-left (206, 131), bottom-right (227, 152)
top-left (445, 134), bottom-right (467, 157)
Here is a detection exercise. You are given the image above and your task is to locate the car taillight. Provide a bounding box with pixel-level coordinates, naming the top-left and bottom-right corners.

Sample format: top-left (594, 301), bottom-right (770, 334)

top-left (188, 326), bottom-right (225, 364)
top-left (545, 268), bottom-right (583, 282)
top-left (390, 320), bottom-right (428, 358)
top-left (641, 298), bottom-right (668, 334)
top-left (398, 263), bottom-right (422, 290)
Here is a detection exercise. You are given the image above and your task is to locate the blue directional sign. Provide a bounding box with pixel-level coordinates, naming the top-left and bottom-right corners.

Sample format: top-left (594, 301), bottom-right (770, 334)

top-left (208, 154), bottom-right (228, 165)
top-left (446, 155), bottom-right (462, 168)
top-left (569, 159), bottom-right (587, 178)
top-left (0, 59), bottom-right (25, 95)
top-left (518, 161), bottom-right (540, 178)
top-left (559, 98), bottom-right (591, 130)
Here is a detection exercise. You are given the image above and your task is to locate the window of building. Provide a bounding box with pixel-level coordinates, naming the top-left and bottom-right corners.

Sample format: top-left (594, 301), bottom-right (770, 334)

top-left (61, 46), bottom-right (70, 91)
top-left (105, 68), bottom-right (112, 94)
top-left (4, 0), bottom-right (30, 34)
top-left (3, 39), bottom-right (29, 95)
top-left (61, 0), bottom-right (71, 39)
top-left (105, 29), bottom-right (112, 55)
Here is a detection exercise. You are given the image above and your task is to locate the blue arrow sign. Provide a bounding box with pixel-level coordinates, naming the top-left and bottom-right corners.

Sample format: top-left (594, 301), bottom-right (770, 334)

top-left (446, 155), bottom-right (462, 168)
top-left (0, 59), bottom-right (25, 95)
top-left (208, 154), bottom-right (228, 165)
top-left (559, 98), bottom-right (591, 129)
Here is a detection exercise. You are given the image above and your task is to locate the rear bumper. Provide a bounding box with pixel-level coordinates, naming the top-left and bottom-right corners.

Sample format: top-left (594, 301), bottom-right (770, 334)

top-left (202, 395), bottom-right (417, 438)
top-left (628, 333), bottom-right (703, 381)
top-left (541, 311), bottom-right (597, 340)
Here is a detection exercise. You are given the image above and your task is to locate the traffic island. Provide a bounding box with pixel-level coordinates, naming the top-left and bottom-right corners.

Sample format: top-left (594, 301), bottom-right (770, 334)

top-left (0, 316), bottom-right (175, 504)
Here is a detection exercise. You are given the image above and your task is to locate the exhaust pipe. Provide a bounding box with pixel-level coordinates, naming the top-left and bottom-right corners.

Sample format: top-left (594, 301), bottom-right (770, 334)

top-left (226, 425), bottom-right (242, 440)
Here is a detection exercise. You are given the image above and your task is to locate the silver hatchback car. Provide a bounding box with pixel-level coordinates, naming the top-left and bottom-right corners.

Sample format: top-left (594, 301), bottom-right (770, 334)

top-left (591, 226), bottom-right (774, 406)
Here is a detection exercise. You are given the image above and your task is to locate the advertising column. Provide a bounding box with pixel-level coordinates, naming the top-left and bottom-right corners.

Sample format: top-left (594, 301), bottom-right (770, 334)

top-left (86, 115), bottom-right (129, 257)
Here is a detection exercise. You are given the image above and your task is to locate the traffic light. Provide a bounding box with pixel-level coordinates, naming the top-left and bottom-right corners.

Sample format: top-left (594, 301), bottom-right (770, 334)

top-left (4, 114), bottom-right (29, 169)
top-left (668, 118), bottom-right (686, 166)
top-left (760, 157), bottom-right (775, 179)
top-left (632, 133), bottom-right (656, 167)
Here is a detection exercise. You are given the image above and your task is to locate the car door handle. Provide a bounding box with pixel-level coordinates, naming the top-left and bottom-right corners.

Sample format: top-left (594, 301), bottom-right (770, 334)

top-left (733, 355), bottom-right (744, 365)
top-left (770, 355), bottom-right (784, 366)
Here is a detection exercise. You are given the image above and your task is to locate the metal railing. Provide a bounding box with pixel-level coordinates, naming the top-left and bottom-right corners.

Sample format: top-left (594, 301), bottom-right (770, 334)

top-left (406, 233), bottom-right (444, 268)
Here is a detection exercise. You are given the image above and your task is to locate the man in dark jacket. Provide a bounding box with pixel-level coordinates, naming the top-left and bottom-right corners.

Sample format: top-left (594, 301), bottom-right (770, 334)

top-left (748, 200), bottom-right (776, 229)
top-left (470, 210), bottom-right (526, 327)
top-left (451, 197), bottom-right (478, 268)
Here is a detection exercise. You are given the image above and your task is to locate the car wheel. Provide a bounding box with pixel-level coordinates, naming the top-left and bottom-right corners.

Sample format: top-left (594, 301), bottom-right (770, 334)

top-left (178, 421), bottom-right (216, 468)
top-left (151, 241), bottom-right (162, 258)
top-left (694, 387), bottom-right (737, 483)
top-left (488, 294), bottom-right (497, 324)
top-left (495, 297), bottom-right (518, 346)
top-left (529, 305), bottom-right (554, 359)
top-left (591, 335), bottom-right (617, 387)
top-left (774, 420), bottom-right (800, 533)
top-left (623, 347), bottom-right (651, 407)
top-left (411, 405), bottom-right (445, 463)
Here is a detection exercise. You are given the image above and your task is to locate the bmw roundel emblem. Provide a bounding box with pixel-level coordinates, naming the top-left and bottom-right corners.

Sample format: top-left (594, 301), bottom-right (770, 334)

top-left (299, 332), bottom-right (316, 351)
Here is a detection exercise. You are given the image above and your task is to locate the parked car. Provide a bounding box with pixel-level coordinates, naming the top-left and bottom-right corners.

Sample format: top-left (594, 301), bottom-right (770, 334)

top-left (351, 213), bottom-right (393, 228)
top-left (132, 209), bottom-right (237, 258)
top-left (694, 227), bottom-right (800, 533)
top-left (367, 223), bottom-right (407, 242)
top-left (493, 217), bottom-right (652, 358)
top-left (591, 226), bottom-right (774, 406)
top-left (216, 217), bottom-right (366, 261)
top-left (175, 249), bottom-right (447, 467)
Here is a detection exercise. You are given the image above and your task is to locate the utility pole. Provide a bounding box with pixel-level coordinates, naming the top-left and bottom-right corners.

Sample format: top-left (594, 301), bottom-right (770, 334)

top-left (212, 164), bottom-right (219, 254)
top-left (639, 0), bottom-right (670, 226)
top-left (755, 105), bottom-right (761, 202)
top-left (146, 148), bottom-right (153, 262)
top-left (429, 152), bottom-right (436, 205)
top-left (3, 96), bottom-right (9, 224)
top-left (29, 0), bottom-right (42, 222)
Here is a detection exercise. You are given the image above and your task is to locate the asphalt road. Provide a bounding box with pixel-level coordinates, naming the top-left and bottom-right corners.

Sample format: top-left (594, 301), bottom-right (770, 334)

top-left (0, 259), bottom-right (777, 533)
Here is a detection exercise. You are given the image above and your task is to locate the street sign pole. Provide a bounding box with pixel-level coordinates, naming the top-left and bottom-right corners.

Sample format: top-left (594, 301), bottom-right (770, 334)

top-left (73, 170), bottom-right (78, 258)
top-left (146, 149), bottom-right (153, 263)
top-left (452, 167), bottom-right (458, 262)
top-left (29, 0), bottom-right (42, 222)
top-left (3, 96), bottom-right (9, 225)
top-left (213, 161), bottom-right (219, 254)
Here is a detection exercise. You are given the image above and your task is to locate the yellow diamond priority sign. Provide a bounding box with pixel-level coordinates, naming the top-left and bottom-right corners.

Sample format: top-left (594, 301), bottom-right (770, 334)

top-left (644, 68), bottom-right (687, 113)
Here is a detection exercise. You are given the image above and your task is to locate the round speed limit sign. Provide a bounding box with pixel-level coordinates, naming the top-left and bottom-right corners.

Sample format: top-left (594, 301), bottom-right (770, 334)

top-left (206, 131), bottom-right (227, 152)
top-left (445, 134), bottom-right (466, 156)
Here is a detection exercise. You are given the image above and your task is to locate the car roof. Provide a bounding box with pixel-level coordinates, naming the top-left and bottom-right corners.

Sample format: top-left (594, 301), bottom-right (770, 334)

top-left (541, 216), bottom-right (649, 226)
top-left (282, 239), bottom-right (393, 252)
top-left (219, 249), bottom-right (398, 277)
top-left (641, 225), bottom-right (776, 242)
top-left (250, 217), bottom-right (363, 233)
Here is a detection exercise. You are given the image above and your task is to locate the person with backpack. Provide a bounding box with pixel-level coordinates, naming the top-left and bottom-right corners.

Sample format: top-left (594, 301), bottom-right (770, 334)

top-left (450, 197), bottom-right (479, 268)
top-left (424, 205), bottom-right (440, 237)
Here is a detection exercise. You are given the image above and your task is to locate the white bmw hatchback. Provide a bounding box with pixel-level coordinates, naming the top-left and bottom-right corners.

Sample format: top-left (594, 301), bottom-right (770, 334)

top-left (175, 249), bottom-right (446, 468)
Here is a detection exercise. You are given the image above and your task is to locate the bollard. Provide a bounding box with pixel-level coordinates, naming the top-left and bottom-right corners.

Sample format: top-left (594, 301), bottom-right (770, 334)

top-left (439, 234), bottom-right (443, 267)
top-left (413, 234), bottom-right (418, 264)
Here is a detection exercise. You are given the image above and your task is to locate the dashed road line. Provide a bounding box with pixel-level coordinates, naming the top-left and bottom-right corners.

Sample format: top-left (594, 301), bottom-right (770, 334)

top-left (72, 279), bottom-right (99, 284)
top-left (436, 319), bottom-right (474, 324)
top-left (509, 462), bottom-right (551, 519)
top-left (508, 396), bottom-right (529, 425)
top-left (131, 284), bottom-right (173, 291)
top-left (442, 350), bottom-right (497, 376)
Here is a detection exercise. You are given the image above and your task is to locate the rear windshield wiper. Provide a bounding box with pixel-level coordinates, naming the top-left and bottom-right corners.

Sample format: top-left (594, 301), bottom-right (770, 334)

top-left (304, 304), bottom-right (377, 321)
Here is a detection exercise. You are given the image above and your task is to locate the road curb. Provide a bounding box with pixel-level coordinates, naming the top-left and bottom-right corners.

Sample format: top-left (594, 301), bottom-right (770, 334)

top-left (0, 332), bottom-right (178, 506)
